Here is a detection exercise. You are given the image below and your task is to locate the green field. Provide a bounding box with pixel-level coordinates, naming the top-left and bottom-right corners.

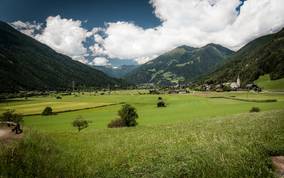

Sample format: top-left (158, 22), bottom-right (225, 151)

top-left (255, 74), bottom-right (284, 91)
top-left (1, 91), bottom-right (284, 177)
top-left (21, 91), bottom-right (284, 131)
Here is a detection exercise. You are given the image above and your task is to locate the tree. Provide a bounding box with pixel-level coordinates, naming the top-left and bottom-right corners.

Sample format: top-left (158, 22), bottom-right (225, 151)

top-left (108, 104), bottom-right (139, 128)
top-left (118, 104), bottom-right (138, 127)
top-left (72, 116), bottom-right (89, 132)
top-left (42, 106), bottom-right (53, 115)
top-left (1, 110), bottom-right (23, 134)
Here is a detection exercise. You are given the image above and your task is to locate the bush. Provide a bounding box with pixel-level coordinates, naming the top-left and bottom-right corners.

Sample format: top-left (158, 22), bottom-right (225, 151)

top-left (42, 107), bottom-right (53, 115)
top-left (107, 118), bottom-right (125, 128)
top-left (1, 109), bottom-right (14, 123)
top-left (1, 110), bottom-right (23, 134)
top-left (157, 97), bottom-right (166, 107)
top-left (72, 116), bottom-right (89, 132)
top-left (157, 101), bottom-right (165, 107)
top-left (250, 107), bottom-right (260, 112)
top-left (56, 96), bottom-right (62, 99)
top-left (108, 104), bottom-right (138, 128)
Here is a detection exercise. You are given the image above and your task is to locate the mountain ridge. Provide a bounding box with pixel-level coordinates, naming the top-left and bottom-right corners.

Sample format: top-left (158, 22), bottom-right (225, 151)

top-left (125, 43), bottom-right (234, 85)
top-left (0, 21), bottom-right (124, 92)
top-left (200, 28), bottom-right (284, 86)
top-left (93, 65), bottom-right (138, 78)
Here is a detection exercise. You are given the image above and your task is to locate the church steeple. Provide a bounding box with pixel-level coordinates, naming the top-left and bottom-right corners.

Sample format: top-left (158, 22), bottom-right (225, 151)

top-left (237, 75), bottom-right (241, 87)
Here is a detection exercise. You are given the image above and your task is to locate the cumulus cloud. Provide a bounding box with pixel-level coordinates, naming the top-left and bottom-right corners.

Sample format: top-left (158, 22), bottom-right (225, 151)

top-left (11, 0), bottom-right (284, 65)
top-left (11, 21), bottom-right (42, 37)
top-left (35, 15), bottom-right (91, 62)
top-left (97, 0), bottom-right (284, 63)
top-left (12, 16), bottom-right (96, 64)
top-left (92, 57), bottom-right (110, 66)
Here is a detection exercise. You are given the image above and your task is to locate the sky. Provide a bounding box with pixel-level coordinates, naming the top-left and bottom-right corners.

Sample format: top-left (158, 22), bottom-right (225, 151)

top-left (1, 0), bottom-right (284, 67)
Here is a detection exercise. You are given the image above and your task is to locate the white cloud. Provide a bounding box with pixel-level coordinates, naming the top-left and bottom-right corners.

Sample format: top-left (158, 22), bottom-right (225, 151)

top-left (35, 15), bottom-right (91, 63)
top-left (97, 0), bottom-right (284, 63)
top-left (92, 57), bottom-right (110, 66)
top-left (11, 21), bottom-right (42, 37)
top-left (11, 0), bottom-right (284, 65)
top-left (11, 16), bottom-right (96, 64)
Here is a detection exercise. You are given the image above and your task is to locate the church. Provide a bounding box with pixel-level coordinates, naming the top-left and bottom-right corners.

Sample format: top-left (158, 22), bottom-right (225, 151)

top-left (230, 75), bottom-right (241, 89)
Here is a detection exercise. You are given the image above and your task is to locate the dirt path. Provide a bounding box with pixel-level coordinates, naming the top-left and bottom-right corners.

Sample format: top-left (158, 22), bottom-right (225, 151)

top-left (272, 156), bottom-right (284, 178)
top-left (0, 127), bottom-right (23, 142)
top-left (0, 129), bottom-right (7, 137)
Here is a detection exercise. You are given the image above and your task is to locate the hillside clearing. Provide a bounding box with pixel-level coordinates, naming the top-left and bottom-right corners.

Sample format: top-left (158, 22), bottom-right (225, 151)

top-left (255, 75), bottom-right (284, 92)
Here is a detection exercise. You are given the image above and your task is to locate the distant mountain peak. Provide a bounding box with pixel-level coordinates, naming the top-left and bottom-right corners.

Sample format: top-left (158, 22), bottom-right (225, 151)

top-left (125, 43), bottom-right (234, 85)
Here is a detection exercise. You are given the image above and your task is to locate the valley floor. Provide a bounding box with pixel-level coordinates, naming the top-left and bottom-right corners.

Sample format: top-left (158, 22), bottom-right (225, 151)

top-left (0, 91), bottom-right (284, 177)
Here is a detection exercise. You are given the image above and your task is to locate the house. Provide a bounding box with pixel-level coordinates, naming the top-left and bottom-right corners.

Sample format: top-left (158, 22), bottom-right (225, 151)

top-left (168, 90), bottom-right (179, 94)
top-left (246, 84), bottom-right (261, 92)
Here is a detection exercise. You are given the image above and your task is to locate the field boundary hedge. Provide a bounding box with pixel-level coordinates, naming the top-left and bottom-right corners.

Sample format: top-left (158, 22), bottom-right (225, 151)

top-left (23, 102), bottom-right (126, 117)
top-left (209, 96), bottom-right (277, 103)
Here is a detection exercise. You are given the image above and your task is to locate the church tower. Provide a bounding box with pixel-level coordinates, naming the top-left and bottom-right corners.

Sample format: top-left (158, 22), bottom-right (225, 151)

top-left (237, 75), bottom-right (241, 87)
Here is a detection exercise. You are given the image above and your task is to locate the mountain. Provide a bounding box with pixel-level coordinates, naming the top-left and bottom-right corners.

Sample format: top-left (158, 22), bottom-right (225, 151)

top-left (0, 21), bottom-right (125, 92)
top-left (93, 65), bottom-right (138, 78)
top-left (125, 44), bottom-right (234, 85)
top-left (201, 28), bottom-right (284, 86)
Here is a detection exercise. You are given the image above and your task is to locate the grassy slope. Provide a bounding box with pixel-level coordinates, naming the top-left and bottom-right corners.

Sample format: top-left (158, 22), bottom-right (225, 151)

top-left (1, 109), bottom-right (284, 177)
top-left (255, 74), bottom-right (284, 91)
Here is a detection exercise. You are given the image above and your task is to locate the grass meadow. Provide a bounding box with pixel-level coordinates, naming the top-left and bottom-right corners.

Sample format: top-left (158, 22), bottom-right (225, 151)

top-left (0, 90), bottom-right (284, 177)
top-left (255, 74), bottom-right (284, 92)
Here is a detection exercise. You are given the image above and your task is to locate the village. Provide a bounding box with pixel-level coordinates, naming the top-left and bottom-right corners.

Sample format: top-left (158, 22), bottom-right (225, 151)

top-left (143, 75), bottom-right (262, 95)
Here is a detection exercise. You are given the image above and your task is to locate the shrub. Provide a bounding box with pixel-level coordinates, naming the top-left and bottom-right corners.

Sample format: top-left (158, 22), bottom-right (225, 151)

top-left (107, 118), bottom-right (125, 128)
top-left (72, 116), bottom-right (89, 132)
top-left (157, 97), bottom-right (166, 107)
top-left (250, 107), bottom-right (260, 112)
top-left (108, 104), bottom-right (138, 128)
top-left (42, 107), bottom-right (53, 115)
top-left (1, 110), bottom-right (23, 134)
top-left (1, 109), bottom-right (14, 123)
top-left (157, 101), bottom-right (165, 107)
top-left (56, 96), bottom-right (62, 99)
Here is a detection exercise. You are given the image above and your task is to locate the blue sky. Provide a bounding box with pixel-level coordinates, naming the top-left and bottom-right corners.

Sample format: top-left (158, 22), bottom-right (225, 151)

top-left (1, 0), bottom-right (284, 67)
top-left (0, 0), bottom-right (160, 29)
top-left (0, 0), bottom-right (161, 66)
